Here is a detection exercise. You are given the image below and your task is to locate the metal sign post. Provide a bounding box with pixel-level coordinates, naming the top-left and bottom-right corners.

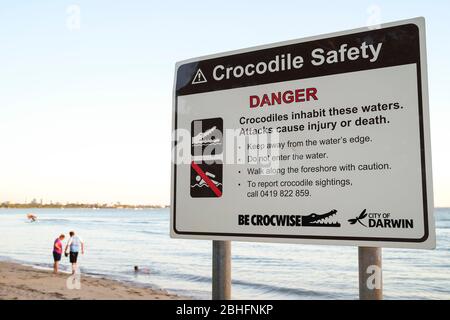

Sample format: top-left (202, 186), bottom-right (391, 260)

top-left (212, 240), bottom-right (231, 300)
top-left (358, 247), bottom-right (382, 300)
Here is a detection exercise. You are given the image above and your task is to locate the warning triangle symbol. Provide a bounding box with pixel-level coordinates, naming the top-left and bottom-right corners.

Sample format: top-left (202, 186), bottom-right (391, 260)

top-left (192, 69), bottom-right (207, 84)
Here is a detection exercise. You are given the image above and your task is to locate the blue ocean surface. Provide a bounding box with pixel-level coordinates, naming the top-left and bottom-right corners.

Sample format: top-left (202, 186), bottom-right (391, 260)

top-left (0, 208), bottom-right (449, 299)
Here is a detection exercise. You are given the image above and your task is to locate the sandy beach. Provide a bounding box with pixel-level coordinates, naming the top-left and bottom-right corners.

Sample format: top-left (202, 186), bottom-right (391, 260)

top-left (0, 261), bottom-right (184, 300)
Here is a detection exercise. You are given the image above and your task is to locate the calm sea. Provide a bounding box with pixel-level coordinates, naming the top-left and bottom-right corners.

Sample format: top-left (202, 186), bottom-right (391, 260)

top-left (0, 208), bottom-right (449, 299)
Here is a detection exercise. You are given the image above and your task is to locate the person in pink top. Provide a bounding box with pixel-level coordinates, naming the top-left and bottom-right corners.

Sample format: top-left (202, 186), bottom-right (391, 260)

top-left (53, 234), bottom-right (65, 274)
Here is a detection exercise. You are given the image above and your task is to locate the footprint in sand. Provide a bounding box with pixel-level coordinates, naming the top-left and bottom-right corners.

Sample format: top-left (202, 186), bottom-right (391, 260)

top-left (128, 289), bottom-right (143, 296)
top-left (52, 292), bottom-right (66, 299)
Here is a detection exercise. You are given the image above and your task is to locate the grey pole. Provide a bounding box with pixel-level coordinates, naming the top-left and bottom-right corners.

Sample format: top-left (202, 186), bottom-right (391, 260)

top-left (212, 240), bottom-right (231, 300)
top-left (358, 246), bottom-right (383, 300)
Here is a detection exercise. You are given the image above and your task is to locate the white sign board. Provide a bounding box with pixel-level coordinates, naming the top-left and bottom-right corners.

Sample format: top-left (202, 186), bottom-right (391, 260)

top-left (171, 18), bottom-right (435, 248)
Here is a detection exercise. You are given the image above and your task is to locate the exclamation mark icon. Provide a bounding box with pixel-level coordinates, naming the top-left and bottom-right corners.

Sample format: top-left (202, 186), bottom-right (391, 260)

top-left (192, 69), bottom-right (207, 84)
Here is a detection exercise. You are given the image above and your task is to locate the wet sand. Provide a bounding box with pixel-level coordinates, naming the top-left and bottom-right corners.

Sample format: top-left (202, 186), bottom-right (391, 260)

top-left (0, 261), bottom-right (185, 300)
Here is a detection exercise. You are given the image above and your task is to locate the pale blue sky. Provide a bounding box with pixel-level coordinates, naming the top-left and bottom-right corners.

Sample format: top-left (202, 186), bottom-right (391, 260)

top-left (0, 1), bottom-right (449, 206)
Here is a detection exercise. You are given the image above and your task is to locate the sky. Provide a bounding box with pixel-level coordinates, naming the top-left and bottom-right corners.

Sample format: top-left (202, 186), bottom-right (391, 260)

top-left (0, 0), bottom-right (449, 206)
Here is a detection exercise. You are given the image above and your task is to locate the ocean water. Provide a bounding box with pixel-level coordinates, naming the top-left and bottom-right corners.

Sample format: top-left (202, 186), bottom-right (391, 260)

top-left (0, 208), bottom-right (449, 299)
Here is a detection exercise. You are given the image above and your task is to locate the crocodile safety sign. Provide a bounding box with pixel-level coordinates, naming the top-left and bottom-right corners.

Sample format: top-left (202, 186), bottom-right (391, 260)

top-left (171, 18), bottom-right (435, 249)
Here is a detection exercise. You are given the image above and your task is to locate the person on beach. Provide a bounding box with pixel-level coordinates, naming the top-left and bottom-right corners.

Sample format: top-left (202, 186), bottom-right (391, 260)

top-left (64, 231), bottom-right (84, 274)
top-left (52, 234), bottom-right (65, 274)
top-left (134, 266), bottom-right (150, 274)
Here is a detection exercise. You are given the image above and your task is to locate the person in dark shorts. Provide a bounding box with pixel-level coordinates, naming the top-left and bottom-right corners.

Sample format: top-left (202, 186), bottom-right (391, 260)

top-left (53, 234), bottom-right (65, 274)
top-left (64, 231), bottom-right (84, 274)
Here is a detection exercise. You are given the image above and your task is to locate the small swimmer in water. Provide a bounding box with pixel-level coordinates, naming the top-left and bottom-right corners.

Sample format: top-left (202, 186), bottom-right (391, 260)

top-left (134, 266), bottom-right (150, 274)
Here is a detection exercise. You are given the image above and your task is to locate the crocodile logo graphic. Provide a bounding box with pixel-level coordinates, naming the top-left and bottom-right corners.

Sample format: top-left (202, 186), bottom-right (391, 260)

top-left (302, 209), bottom-right (340, 227)
top-left (191, 117), bottom-right (223, 156)
top-left (192, 126), bottom-right (221, 146)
